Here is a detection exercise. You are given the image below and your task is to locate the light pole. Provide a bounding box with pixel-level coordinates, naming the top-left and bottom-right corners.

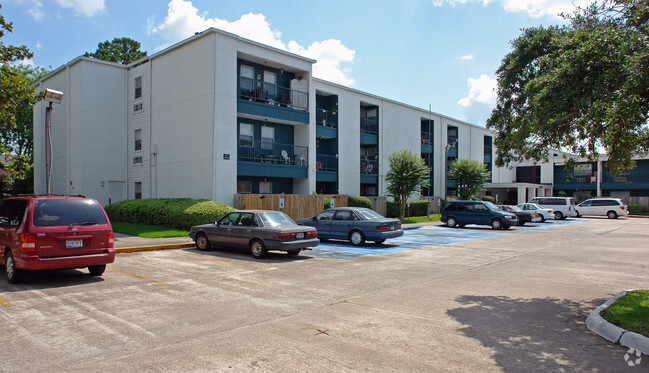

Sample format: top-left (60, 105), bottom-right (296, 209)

top-left (43, 89), bottom-right (64, 194)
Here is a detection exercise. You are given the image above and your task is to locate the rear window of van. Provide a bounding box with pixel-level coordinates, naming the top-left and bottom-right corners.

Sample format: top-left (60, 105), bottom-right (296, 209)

top-left (33, 199), bottom-right (108, 227)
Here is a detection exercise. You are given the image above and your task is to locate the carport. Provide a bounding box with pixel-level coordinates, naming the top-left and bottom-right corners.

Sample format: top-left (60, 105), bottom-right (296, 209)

top-left (483, 182), bottom-right (553, 204)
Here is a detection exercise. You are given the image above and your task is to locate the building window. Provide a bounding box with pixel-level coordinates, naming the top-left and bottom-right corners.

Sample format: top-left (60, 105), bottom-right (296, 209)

top-left (237, 180), bottom-right (252, 194)
top-left (239, 123), bottom-right (253, 147)
top-left (133, 156), bottom-right (143, 164)
top-left (133, 103), bottom-right (143, 112)
top-left (134, 76), bottom-right (142, 99)
top-left (134, 182), bottom-right (142, 199)
top-left (261, 126), bottom-right (274, 150)
top-left (240, 65), bottom-right (254, 92)
top-left (134, 129), bottom-right (142, 151)
top-left (263, 70), bottom-right (277, 97)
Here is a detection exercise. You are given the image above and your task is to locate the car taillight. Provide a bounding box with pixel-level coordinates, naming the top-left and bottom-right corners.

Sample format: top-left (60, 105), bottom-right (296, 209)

top-left (277, 232), bottom-right (295, 239)
top-left (20, 234), bottom-right (36, 254)
top-left (397, 223), bottom-right (402, 229)
top-left (108, 231), bottom-right (114, 248)
top-left (620, 206), bottom-right (625, 210)
top-left (306, 230), bottom-right (317, 238)
top-left (376, 225), bottom-right (389, 230)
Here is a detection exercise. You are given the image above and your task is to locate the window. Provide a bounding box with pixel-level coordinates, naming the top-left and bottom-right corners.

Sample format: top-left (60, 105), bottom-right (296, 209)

top-left (134, 182), bottom-right (142, 199)
top-left (240, 65), bottom-right (254, 92)
top-left (133, 156), bottom-right (142, 164)
top-left (133, 103), bottom-right (143, 112)
top-left (134, 129), bottom-right (142, 151)
top-left (263, 70), bottom-right (277, 97)
top-left (261, 126), bottom-right (274, 150)
top-left (33, 199), bottom-right (107, 226)
top-left (237, 180), bottom-right (252, 194)
top-left (259, 181), bottom-right (272, 194)
top-left (0, 199), bottom-right (26, 226)
top-left (239, 123), bottom-right (253, 147)
top-left (134, 76), bottom-right (142, 99)
top-left (334, 210), bottom-right (355, 221)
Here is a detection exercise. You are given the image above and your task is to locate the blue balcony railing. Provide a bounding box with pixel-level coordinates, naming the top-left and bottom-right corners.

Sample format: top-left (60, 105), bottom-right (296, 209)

top-left (316, 108), bottom-right (338, 127)
top-left (238, 77), bottom-right (308, 111)
top-left (316, 154), bottom-right (338, 172)
top-left (360, 118), bottom-right (378, 135)
top-left (361, 158), bottom-right (379, 175)
top-left (238, 141), bottom-right (308, 166)
top-left (421, 131), bottom-right (432, 145)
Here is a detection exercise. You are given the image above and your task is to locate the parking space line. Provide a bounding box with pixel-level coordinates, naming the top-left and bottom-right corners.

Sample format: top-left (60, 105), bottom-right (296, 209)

top-left (107, 266), bottom-right (166, 285)
top-left (0, 296), bottom-right (10, 306)
top-left (171, 251), bottom-right (271, 271)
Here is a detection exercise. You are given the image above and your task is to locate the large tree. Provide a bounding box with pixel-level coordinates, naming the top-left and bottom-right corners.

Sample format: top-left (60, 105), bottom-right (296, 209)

top-left (487, 0), bottom-right (649, 175)
top-left (449, 159), bottom-right (491, 200)
top-left (84, 37), bottom-right (147, 64)
top-left (385, 149), bottom-right (430, 220)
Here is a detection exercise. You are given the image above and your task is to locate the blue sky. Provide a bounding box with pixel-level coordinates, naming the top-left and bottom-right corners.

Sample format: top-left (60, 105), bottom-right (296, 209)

top-left (2, 0), bottom-right (588, 125)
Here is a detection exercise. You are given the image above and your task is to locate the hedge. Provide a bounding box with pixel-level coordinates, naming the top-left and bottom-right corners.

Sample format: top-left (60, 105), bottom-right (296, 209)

top-left (628, 203), bottom-right (645, 214)
top-left (348, 195), bottom-right (372, 208)
top-left (104, 198), bottom-right (235, 231)
top-left (386, 200), bottom-right (430, 218)
top-left (480, 195), bottom-right (495, 203)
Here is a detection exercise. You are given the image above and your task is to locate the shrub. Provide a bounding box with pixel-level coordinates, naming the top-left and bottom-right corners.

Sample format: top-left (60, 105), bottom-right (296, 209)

top-left (324, 198), bottom-right (331, 210)
top-left (480, 195), bottom-right (495, 203)
top-left (386, 200), bottom-right (430, 218)
top-left (628, 203), bottom-right (645, 214)
top-left (348, 195), bottom-right (372, 208)
top-left (104, 198), bottom-right (235, 231)
top-left (558, 191), bottom-right (567, 197)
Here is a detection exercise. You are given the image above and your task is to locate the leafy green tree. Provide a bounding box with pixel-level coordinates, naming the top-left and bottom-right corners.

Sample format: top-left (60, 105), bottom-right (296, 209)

top-left (84, 37), bottom-right (147, 64)
top-left (385, 149), bottom-right (430, 220)
top-left (449, 159), bottom-right (491, 200)
top-left (487, 0), bottom-right (649, 176)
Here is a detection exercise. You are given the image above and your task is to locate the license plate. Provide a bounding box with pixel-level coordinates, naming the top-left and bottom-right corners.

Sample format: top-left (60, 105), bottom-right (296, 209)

top-left (66, 239), bottom-right (83, 248)
top-left (296, 232), bottom-right (304, 239)
top-left (390, 226), bottom-right (395, 231)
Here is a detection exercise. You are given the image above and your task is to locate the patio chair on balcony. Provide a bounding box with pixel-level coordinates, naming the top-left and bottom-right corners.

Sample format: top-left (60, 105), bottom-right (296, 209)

top-left (281, 150), bottom-right (290, 164)
top-left (256, 87), bottom-right (267, 103)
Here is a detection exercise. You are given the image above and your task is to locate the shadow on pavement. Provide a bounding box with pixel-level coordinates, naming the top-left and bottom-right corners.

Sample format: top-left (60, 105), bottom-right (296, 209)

top-left (446, 295), bottom-right (647, 371)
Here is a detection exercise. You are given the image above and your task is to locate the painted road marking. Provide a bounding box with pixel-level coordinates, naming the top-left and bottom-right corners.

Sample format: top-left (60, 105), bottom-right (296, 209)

top-left (309, 219), bottom-right (582, 259)
top-left (171, 251), bottom-right (271, 271)
top-left (0, 296), bottom-right (10, 306)
top-left (107, 266), bottom-right (166, 285)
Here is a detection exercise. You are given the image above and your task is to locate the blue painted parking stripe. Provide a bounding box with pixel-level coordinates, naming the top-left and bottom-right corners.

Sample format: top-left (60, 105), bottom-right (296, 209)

top-left (309, 219), bottom-right (582, 259)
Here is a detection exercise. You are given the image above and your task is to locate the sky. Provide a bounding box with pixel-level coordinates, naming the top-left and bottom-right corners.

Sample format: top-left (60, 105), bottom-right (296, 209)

top-left (1, 0), bottom-right (591, 126)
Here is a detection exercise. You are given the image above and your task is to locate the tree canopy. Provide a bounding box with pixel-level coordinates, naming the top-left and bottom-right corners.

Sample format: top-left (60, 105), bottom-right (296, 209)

top-left (487, 0), bottom-right (649, 175)
top-left (84, 37), bottom-right (147, 64)
top-left (449, 159), bottom-right (491, 200)
top-left (385, 149), bottom-right (430, 220)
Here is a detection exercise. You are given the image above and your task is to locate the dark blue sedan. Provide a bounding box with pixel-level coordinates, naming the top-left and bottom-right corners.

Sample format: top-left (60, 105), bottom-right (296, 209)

top-left (296, 207), bottom-right (403, 246)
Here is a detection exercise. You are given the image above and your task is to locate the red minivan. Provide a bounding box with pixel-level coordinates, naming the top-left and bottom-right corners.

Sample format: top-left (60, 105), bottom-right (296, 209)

top-left (0, 195), bottom-right (115, 283)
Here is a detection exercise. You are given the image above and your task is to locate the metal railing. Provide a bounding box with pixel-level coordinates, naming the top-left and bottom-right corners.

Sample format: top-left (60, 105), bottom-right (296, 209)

top-left (360, 158), bottom-right (379, 175)
top-left (421, 131), bottom-right (432, 145)
top-left (316, 154), bottom-right (338, 172)
top-left (238, 141), bottom-right (308, 166)
top-left (360, 118), bottom-right (378, 135)
top-left (316, 108), bottom-right (338, 127)
top-left (238, 77), bottom-right (308, 111)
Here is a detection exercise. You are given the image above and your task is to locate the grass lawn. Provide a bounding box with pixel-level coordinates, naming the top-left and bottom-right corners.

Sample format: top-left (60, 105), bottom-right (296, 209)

top-left (112, 222), bottom-right (189, 238)
top-left (600, 290), bottom-right (649, 337)
top-left (400, 214), bottom-right (441, 224)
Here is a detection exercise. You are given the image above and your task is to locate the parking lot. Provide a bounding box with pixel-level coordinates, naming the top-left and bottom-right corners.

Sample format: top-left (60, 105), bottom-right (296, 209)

top-left (1, 217), bottom-right (648, 371)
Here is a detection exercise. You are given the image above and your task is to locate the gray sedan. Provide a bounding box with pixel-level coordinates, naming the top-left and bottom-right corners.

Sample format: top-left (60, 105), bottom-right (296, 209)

top-left (295, 207), bottom-right (403, 246)
top-left (189, 210), bottom-right (319, 258)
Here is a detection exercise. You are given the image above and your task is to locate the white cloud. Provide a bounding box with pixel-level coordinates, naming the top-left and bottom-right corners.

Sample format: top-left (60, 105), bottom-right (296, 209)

top-left (457, 74), bottom-right (497, 107)
top-left (147, 0), bottom-right (356, 85)
top-left (459, 53), bottom-right (475, 61)
top-left (432, 0), bottom-right (591, 19)
top-left (54, 0), bottom-right (105, 17)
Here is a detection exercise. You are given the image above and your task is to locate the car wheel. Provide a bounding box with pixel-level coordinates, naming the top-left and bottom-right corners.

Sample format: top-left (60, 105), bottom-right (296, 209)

top-left (374, 240), bottom-right (385, 245)
top-left (575, 210), bottom-right (581, 218)
top-left (5, 251), bottom-right (24, 284)
top-left (349, 230), bottom-right (366, 246)
top-left (88, 264), bottom-right (106, 276)
top-left (195, 233), bottom-right (211, 251)
top-left (554, 211), bottom-right (564, 220)
top-left (446, 216), bottom-right (458, 228)
top-left (250, 239), bottom-right (268, 259)
top-left (491, 219), bottom-right (503, 230)
top-left (607, 210), bottom-right (618, 219)
top-left (540, 216), bottom-right (546, 222)
top-left (286, 249), bottom-right (301, 255)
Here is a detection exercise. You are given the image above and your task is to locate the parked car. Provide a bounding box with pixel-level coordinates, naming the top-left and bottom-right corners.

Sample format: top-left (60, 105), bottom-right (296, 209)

top-left (296, 207), bottom-right (403, 245)
top-left (517, 203), bottom-right (554, 222)
top-left (497, 205), bottom-right (541, 225)
top-left (575, 198), bottom-right (629, 219)
top-left (189, 210), bottom-right (319, 258)
top-left (528, 197), bottom-right (576, 220)
top-left (441, 200), bottom-right (518, 230)
top-left (0, 195), bottom-right (115, 284)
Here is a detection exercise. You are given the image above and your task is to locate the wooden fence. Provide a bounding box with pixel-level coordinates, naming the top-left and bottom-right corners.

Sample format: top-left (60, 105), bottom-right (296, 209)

top-left (624, 196), bottom-right (649, 211)
top-left (234, 194), bottom-right (348, 220)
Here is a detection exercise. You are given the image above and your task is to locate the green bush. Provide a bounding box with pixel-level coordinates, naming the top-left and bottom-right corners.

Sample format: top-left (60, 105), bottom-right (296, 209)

top-left (558, 191), bottom-right (567, 197)
top-left (104, 198), bottom-right (235, 231)
top-left (480, 195), bottom-right (495, 203)
top-left (386, 200), bottom-right (430, 218)
top-left (348, 195), bottom-right (372, 208)
top-left (324, 198), bottom-right (331, 210)
top-left (628, 203), bottom-right (645, 214)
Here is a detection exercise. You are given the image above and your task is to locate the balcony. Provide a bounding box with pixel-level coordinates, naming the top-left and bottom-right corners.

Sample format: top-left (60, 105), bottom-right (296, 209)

top-left (421, 131), bottom-right (433, 153)
top-left (238, 77), bottom-right (309, 124)
top-left (361, 158), bottom-right (379, 175)
top-left (316, 154), bottom-right (338, 182)
top-left (238, 141), bottom-right (308, 178)
top-left (316, 108), bottom-right (338, 128)
top-left (360, 118), bottom-right (378, 135)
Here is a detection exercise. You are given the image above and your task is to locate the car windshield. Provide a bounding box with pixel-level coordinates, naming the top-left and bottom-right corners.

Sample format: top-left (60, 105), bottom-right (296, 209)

top-left (356, 209), bottom-right (384, 220)
top-left (34, 199), bottom-right (108, 227)
top-left (483, 202), bottom-right (499, 211)
top-left (259, 212), bottom-right (296, 227)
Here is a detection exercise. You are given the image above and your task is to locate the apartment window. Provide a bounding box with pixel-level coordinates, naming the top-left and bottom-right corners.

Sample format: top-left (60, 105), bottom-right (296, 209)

top-left (261, 126), bottom-right (274, 150)
top-left (237, 180), bottom-right (252, 194)
top-left (134, 182), bottom-right (142, 199)
top-left (133, 103), bottom-right (143, 112)
top-left (239, 123), bottom-right (253, 147)
top-left (240, 65), bottom-right (254, 92)
top-left (134, 76), bottom-right (142, 99)
top-left (134, 129), bottom-right (142, 151)
top-left (133, 156), bottom-right (143, 164)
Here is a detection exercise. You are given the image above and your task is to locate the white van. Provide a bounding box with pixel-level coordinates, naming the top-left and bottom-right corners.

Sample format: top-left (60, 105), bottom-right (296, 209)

top-left (575, 198), bottom-right (629, 219)
top-left (528, 197), bottom-right (576, 220)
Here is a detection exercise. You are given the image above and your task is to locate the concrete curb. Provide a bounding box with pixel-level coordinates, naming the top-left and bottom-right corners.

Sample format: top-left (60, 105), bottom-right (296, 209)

top-left (115, 243), bottom-right (195, 254)
top-left (586, 289), bottom-right (649, 355)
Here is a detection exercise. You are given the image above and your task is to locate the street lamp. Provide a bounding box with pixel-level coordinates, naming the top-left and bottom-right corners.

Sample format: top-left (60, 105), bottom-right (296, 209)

top-left (43, 89), bottom-right (64, 194)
